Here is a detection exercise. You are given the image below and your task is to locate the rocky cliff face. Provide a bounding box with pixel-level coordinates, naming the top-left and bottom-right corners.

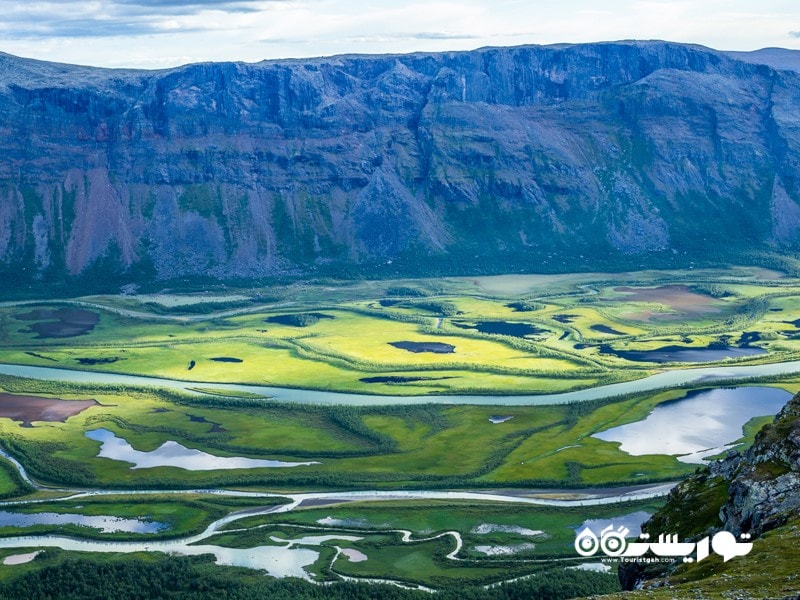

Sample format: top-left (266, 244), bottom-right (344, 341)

top-left (715, 394), bottom-right (800, 536)
top-left (2, 41), bottom-right (800, 284)
top-left (621, 391), bottom-right (800, 591)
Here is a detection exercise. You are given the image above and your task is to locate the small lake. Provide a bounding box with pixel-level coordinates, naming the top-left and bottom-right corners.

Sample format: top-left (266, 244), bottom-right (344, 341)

top-left (574, 511), bottom-right (652, 538)
top-left (359, 375), bottom-right (455, 384)
top-left (590, 324), bottom-right (625, 336)
top-left (593, 387), bottom-right (791, 463)
top-left (0, 536), bottom-right (321, 580)
top-left (266, 313), bottom-right (334, 327)
top-left (452, 321), bottom-right (548, 338)
top-left (599, 344), bottom-right (766, 363)
top-left (14, 308), bottom-right (100, 339)
top-left (388, 341), bottom-right (455, 354)
top-left (0, 510), bottom-right (166, 534)
top-left (85, 429), bottom-right (320, 470)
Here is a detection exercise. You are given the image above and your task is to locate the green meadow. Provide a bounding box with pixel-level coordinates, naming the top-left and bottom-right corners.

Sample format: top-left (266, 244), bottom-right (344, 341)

top-left (0, 370), bottom-right (788, 491)
top-left (0, 267), bottom-right (798, 593)
top-left (1, 266), bottom-right (799, 396)
top-left (0, 267), bottom-right (798, 491)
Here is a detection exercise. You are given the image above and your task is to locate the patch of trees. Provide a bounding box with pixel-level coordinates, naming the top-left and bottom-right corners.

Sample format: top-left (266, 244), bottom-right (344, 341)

top-left (140, 300), bottom-right (256, 315)
top-left (0, 456), bottom-right (33, 499)
top-left (1, 435), bottom-right (96, 487)
top-left (0, 554), bottom-right (620, 600)
top-left (405, 300), bottom-right (458, 316)
top-left (505, 301), bottom-right (542, 312)
top-left (385, 286), bottom-right (430, 297)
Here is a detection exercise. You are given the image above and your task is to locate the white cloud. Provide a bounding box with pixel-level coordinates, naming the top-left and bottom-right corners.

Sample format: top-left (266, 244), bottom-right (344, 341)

top-left (0, 0), bottom-right (798, 68)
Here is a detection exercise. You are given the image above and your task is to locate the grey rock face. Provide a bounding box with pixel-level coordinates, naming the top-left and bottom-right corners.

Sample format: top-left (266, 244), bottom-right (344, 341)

top-left (715, 396), bottom-right (800, 536)
top-left (2, 41), bottom-right (800, 282)
top-left (620, 393), bottom-right (800, 590)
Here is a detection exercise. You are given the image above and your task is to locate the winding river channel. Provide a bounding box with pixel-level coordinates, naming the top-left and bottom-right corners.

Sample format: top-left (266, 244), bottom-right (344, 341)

top-left (0, 482), bottom-right (676, 581)
top-left (0, 359), bottom-right (794, 583)
top-left (1, 359), bottom-right (800, 406)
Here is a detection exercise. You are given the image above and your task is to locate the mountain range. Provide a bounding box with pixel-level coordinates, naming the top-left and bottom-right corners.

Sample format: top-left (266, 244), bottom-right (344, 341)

top-left (2, 41), bottom-right (800, 287)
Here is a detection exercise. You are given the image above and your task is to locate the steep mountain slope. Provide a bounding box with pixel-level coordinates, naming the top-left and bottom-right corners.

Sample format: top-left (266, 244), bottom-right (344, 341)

top-left (2, 41), bottom-right (800, 286)
top-left (725, 48), bottom-right (800, 72)
top-left (614, 391), bottom-right (800, 597)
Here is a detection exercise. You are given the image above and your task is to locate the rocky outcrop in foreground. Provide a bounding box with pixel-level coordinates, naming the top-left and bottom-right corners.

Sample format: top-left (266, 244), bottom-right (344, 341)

top-left (717, 394), bottom-right (800, 536)
top-left (621, 391), bottom-right (800, 591)
top-left (2, 41), bottom-right (800, 285)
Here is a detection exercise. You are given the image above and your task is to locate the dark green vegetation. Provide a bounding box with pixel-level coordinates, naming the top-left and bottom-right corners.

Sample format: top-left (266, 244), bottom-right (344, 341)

top-left (0, 553), bottom-right (620, 600)
top-left (0, 457), bottom-right (32, 499)
top-left (603, 517), bottom-right (800, 599)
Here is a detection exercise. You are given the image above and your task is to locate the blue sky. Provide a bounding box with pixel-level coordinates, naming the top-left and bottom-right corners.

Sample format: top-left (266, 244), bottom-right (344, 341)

top-left (1, 0), bottom-right (799, 68)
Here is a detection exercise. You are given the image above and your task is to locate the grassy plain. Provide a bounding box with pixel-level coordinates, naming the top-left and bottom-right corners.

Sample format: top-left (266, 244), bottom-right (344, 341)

top-left (0, 371), bottom-right (783, 490)
top-left (1, 266), bottom-right (799, 396)
top-left (0, 267), bottom-right (797, 594)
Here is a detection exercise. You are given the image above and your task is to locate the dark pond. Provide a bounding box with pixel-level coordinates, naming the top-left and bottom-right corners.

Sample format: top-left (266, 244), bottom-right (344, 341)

top-left (76, 357), bottom-right (122, 365)
top-left (388, 341), bottom-right (455, 354)
top-left (593, 386), bottom-right (790, 463)
top-left (266, 313), bottom-right (334, 327)
top-left (360, 375), bottom-right (456, 384)
top-left (453, 321), bottom-right (548, 338)
top-left (24, 352), bottom-right (57, 362)
top-left (737, 332), bottom-right (761, 346)
top-left (599, 344), bottom-right (766, 363)
top-left (552, 314), bottom-right (577, 324)
top-left (210, 357), bottom-right (243, 363)
top-left (15, 308), bottom-right (100, 339)
top-left (187, 414), bottom-right (227, 433)
top-left (590, 324), bottom-right (625, 335)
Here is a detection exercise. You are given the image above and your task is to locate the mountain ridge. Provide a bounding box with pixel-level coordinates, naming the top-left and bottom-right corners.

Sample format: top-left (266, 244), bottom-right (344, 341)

top-left (2, 40), bottom-right (800, 288)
